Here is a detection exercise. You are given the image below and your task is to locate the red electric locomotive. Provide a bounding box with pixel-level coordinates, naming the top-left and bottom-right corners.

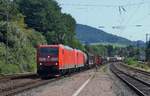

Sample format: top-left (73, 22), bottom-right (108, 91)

top-left (37, 44), bottom-right (87, 77)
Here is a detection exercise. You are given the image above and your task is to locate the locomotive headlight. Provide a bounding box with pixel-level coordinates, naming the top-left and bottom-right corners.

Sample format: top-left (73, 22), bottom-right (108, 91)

top-left (40, 63), bottom-right (42, 65)
top-left (55, 63), bottom-right (58, 65)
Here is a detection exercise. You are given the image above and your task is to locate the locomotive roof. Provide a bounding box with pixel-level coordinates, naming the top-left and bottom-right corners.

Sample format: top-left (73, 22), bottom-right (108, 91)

top-left (38, 45), bottom-right (58, 47)
top-left (38, 44), bottom-right (73, 50)
top-left (38, 44), bottom-right (85, 53)
top-left (63, 45), bottom-right (73, 50)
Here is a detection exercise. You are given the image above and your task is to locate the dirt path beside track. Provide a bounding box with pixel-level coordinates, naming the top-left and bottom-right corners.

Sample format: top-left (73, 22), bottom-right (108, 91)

top-left (16, 63), bottom-right (138, 96)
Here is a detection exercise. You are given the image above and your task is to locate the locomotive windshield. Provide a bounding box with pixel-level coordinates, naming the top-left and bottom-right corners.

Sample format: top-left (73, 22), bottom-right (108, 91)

top-left (39, 47), bottom-right (58, 55)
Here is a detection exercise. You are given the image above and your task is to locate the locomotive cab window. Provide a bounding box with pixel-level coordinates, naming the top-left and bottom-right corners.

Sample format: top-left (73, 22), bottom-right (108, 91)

top-left (39, 48), bottom-right (58, 55)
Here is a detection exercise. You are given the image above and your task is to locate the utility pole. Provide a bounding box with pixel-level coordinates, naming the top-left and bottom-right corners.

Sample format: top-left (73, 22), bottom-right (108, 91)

top-left (146, 34), bottom-right (148, 45)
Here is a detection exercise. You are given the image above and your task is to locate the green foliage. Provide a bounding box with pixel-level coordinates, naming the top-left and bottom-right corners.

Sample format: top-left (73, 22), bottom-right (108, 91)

top-left (0, 43), bottom-right (21, 74)
top-left (61, 13), bottom-right (76, 44)
top-left (84, 44), bottom-right (143, 59)
top-left (0, 0), bottom-right (81, 74)
top-left (26, 30), bottom-right (47, 47)
top-left (124, 58), bottom-right (138, 65)
top-left (106, 45), bottom-right (114, 56)
top-left (126, 46), bottom-right (138, 57)
top-left (125, 58), bottom-right (150, 72)
top-left (0, 0), bottom-right (20, 21)
top-left (69, 38), bottom-right (85, 51)
top-left (16, 0), bottom-right (61, 32)
top-left (0, 43), bottom-right (6, 64)
top-left (112, 45), bottom-right (141, 59)
top-left (0, 21), bottom-right (7, 43)
top-left (0, 22), bottom-right (36, 73)
top-left (16, 0), bottom-right (77, 46)
top-left (84, 44), bottom-right (108, 56)
top-left (0, 63), bottom-right (20, 74)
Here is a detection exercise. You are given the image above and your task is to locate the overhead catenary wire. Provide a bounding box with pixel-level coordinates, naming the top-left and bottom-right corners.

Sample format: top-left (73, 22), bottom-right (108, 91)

top-left (116, 0), bottom-right (143, 39)
top-left (131, 0), bottom-right (150, 24)
top-left (60, 1), bottom-right (149, 8)
top-left (111, 0), bottom-right (146, 31)
top-left (116, 0), bottom-right (126, 35)
top-left (60, 0), bottom-right (150, 30)
top-left (60, 0), bottom-right (148, 26)
top-left (123, 1), bottom-right (143, 28)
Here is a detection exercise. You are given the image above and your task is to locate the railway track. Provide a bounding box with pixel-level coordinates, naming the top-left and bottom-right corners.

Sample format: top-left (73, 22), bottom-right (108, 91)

top-left (0, 73), bottom-right (40, 96)
top-left (0, 72), bottom-right (67, 96)
top-left (110, 63), bottom-right (150, 96)
top-left (0, 73), bottom-right (37, 83)
top-left (0, 73), bottom-right (62, 96)
top-left (116, 63), bottom-right (150, 85)
top-left (0, 68), bottom-right (92, 96)
top-left (0, 78), bottom-right (59, 96)
top-left (120, 63), bottom-right (150, 76)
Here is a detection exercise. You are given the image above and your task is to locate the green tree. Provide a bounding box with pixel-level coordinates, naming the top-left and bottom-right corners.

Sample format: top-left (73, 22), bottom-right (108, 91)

top-left (0, 0), bottom-right (83, 74)
top-left (16, 0), bottom-right (77, 46)
top-left (0, 0), bottom-right (20, 21)
top-left (15, 0), bottom-right (61, 32)
top-left (106, 45), bottom-right (114, 56)
top-left (61, 13), bottom-right (76, 44)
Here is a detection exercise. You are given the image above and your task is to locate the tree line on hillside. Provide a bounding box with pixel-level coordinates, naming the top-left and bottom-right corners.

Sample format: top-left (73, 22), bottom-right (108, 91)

top-left (76, 24), bottom-right (133, 45)
top-left (85, 44), bottom-right (144, 60)
top-left (0, 0), bottom-right (83, 74)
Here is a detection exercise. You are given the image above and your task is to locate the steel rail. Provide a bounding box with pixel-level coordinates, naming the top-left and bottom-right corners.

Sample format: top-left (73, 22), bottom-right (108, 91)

top-left (0, 67), bottom-right (94, 96)
top-left (120, 63), bottom-right (150, 76)
top-left (110, 63), bottom-right (150, 96)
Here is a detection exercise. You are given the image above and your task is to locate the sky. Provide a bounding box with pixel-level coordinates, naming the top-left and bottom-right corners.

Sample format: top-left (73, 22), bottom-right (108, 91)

top-left (56, 0), bottom-right (150, 41)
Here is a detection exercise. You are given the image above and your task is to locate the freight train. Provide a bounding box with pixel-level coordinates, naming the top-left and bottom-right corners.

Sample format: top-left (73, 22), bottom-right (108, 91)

top-left (37, 44), bottom-right (102, 78)
top-left (106, 56), bottom-right (124, 62)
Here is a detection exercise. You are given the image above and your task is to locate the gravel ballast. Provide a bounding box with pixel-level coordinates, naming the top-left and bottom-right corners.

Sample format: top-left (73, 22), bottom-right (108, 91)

top-left (16, 63), bottom-right (139, 96)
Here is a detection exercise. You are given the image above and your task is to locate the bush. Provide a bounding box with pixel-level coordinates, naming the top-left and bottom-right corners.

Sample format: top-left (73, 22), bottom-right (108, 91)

top-left (124, 58), bottom-right (139, 65)
top-left (0, 22), bottom-right (47, 74)
top-left (125, 58), bottom-right (150, 71)
top-left (0, 63), bottom-right (20, 74)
